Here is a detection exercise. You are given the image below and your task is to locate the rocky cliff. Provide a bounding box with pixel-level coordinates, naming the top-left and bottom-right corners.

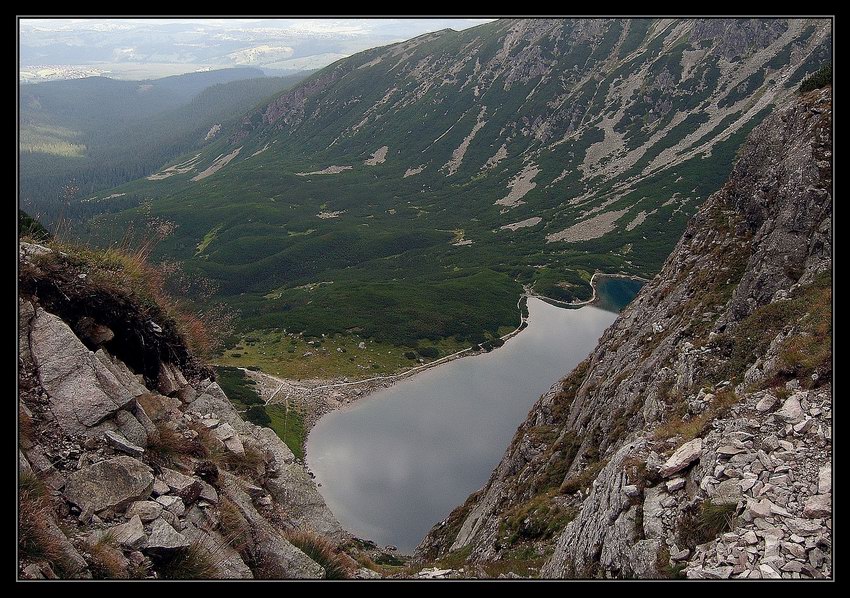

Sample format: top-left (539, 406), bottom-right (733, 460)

top-left (17, 242), bottom-right (387, 579)
top-left (418, 86), bottom-right (832, 579)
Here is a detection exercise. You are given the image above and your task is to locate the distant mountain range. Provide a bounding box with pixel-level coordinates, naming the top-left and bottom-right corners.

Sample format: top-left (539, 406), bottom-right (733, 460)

top-left (19, 68), bottom-right (310, 222)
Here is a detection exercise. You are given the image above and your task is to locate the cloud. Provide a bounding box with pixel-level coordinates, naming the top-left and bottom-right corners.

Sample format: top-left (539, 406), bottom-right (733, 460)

top-left (111, 47), bottom-right (137, 62)
top-left (227, 44), bottom-right (295, 65)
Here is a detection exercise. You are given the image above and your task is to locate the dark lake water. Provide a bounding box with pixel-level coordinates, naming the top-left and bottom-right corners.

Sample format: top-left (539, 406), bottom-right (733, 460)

top-left (305, 277), bottom-right (641, 553)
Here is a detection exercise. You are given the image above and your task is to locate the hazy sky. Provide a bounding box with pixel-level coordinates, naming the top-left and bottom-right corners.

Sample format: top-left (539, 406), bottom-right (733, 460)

top-left (19, 18), bottom-right (495, 80)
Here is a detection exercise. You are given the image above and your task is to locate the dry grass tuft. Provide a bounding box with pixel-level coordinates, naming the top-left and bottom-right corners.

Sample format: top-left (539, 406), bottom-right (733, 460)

top-left (284, 529), bottom-right (353, 579)
top-left (19, 481), bottom-right (63, 565)
top-left (652, 389), bottom-right (739, 443)
top-left (19, 405), bottom-right (34, 448)
top-left (678, 500), bottom-right (737, 549)
top-left (88, 532), bottom-right (130, 579)
top-left (156, 537), bottom-right (225, 579)
top-left (145, 420), bottom-right (197, 467)
top-left (217, 497), bottom-right (251, 554)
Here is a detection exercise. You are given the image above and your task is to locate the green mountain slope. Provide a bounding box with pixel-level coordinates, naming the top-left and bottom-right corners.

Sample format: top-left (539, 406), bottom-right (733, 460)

top-left (86, 18), bottom-right (832, 352)
top-left (19, 68), bottom-right (309, 223)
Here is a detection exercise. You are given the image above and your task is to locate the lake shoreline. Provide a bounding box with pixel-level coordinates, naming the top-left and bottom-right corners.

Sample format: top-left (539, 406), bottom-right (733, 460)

top-left (240, 272), bottom-right (648, 461)
top-left (526, 271), bottom-right (651, 309)
top-left (305, 293), bottom-right (633, 552)
top-left (240, 294), bottom-right (531, 451)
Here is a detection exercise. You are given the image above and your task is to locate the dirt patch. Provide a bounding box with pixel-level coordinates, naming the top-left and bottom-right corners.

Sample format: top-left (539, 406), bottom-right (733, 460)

top-left (317, 211), bottom-right (345, 219)
top-left (580, 114), bottom-right (627, 176)
top-left (191, 147), bottom-right (243, 182)
top-left (146, 154), bottom-right (202, 181)
top-left (404, 165), bottom-right (426, 178)
top-left (84, 192), bottom-right (127, 204)
top-left (450, 229), bottom-right (473, 246)
top-left (681, 48), bottom-right (708, 81)
top-left (364, 146), bottom-right (389, 166)
top-left (495, 162), bottom-right (540, 209)
top-left (501, 217), bottom-right (542, 231)
top-left (250, 143), bottom-right (271, 157)
top-left (483, 143), bottom-right (508, 170)
top-left (296, 166), bottom-right (352, 176)
top-left (204, 124), bottom-right (221, 142)
top-left (546, 209), bottom-right (629, 243)
top-left (625, 209), bottom-right (656, 231)
top-left (442, 106), bottom-right (487, 176)
top-left (358, 55), bottom-right (384, 69)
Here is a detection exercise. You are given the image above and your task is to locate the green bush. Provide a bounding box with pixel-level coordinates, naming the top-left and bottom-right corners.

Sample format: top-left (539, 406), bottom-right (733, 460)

top-left (678, 500), bottom-right (737, 549)
top-left (215, 366), bottom-right (263, 405)
top-left (417, 346), bottom-right (440, 359)
top-left (19, 210), bottom-right (51, 241)
top-left (245, 405), bottom-right (271, 427)
top-left (404, 351), bottom-right (417, 360)
top-left (800, 64), bottom-right (832, 92)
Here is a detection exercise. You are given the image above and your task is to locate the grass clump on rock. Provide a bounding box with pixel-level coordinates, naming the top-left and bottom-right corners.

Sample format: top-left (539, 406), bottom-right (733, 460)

top-left (285, 529), bottom-right (352, 579)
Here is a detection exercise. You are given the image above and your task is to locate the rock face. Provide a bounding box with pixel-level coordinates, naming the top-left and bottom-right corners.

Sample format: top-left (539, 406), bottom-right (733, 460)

top-left (125, 501), bottom-right (163, 522)
top-left (542, 441), bottom-right (663, 578)
top-left (146, 518), bottom-right (190, 553)
top-left (29, 309), bottom-right (142, 434)
top-left (110, 515), bottom-right (147, 549)
top-left (104, 430), bottom-right (145, 457)
top-left (418, 87), bottom-right (832, 579)
top-left (64, 457), bottom-right (155, 513)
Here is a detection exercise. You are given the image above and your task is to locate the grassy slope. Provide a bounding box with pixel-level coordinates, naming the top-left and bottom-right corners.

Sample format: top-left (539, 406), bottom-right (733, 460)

top-left (20, 71), bottom-right (309, 224)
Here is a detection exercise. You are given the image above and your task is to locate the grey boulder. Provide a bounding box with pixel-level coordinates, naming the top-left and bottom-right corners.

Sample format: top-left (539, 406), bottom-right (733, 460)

top-left (146, 518), bottom-right (190, 553)
top-left (64, 456), bottom-right (154, 512)
top-left (660, 438), bottom-right (702, 477)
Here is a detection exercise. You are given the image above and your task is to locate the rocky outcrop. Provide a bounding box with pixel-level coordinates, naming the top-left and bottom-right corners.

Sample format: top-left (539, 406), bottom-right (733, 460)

top-left (146, 518), bottom-right (191, 553)
top-left (184, 381), bottom-right (343, 539)
top-left (418, 87), bottom-right (832, 579)
top-left (660, 439), bottom-right (702, 478)
top-left (29, 308), bottom-right (143, 434)
top-left (64, 457), bottom-right (155, 513)
top-left (18, 244), bottom-right (350, 579)
top-left (542, 440), bottom-right (663, 578)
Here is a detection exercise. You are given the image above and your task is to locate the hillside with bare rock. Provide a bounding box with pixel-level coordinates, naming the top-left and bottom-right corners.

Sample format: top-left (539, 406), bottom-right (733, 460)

top-left (85, 18), bottom-right (831, 355)
top-left (417, 86), bottom-right (832, 580)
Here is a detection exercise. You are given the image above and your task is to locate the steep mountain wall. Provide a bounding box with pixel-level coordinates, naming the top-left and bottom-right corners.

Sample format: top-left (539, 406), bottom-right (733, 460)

top-left (418, 86), bottom-right (832, 580)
